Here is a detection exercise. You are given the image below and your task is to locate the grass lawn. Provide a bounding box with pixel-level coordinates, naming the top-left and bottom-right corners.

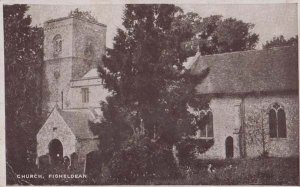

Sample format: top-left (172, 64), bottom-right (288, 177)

top-left (151, 157), bottom-right (299, 185)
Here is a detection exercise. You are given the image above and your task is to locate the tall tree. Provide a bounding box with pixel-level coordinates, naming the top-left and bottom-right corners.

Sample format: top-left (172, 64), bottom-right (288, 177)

top-left (4, 4), bottom-right (43, 176)
top-left (93, 5), bottom-right (261, 182)
top-left (93, 6), bottom-right (213, 183)
top-left (97, 4), bottom-right (208, 149)
top-left (263, 35), bottom-right (298, 49)
top-left (186, 15), bottom-right (259, 55)
top-left (96, 7), bottom-right (260, 152)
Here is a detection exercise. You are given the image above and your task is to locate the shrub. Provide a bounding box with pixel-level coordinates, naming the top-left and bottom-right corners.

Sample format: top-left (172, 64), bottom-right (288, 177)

top-left (258, 151), bottom-right (269, 159)
top-left (176, 138), bottom-right (214, 166)
top-left (108, 138), bottom-right (181, 184)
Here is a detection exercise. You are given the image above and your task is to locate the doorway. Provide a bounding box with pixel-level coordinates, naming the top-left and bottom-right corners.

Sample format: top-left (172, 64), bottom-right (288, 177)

top-left (225, 136), bottom-right (233, 158)
top-left (49, 139), bottom-right (63, 165)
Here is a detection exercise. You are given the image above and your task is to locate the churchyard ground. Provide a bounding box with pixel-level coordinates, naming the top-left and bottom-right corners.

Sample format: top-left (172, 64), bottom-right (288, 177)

top-left (149, 157), bottom-right (299, 185)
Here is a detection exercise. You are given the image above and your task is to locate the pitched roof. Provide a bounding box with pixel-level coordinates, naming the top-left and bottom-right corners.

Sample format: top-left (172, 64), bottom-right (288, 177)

top-left (57, 109), bottom-right (97, 139)
top-left (190, 46), bottom-right (298, 95)
top-left (82, 68), bottom-right (99, 79)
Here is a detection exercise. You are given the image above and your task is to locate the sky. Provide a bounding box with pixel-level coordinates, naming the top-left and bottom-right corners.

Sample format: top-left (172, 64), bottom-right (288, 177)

top-left (27, 3), bottom-right (298, 49)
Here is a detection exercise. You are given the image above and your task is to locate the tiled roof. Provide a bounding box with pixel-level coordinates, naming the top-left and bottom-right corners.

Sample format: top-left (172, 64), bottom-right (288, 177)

top-left (58, 109), bottom-right (97, 139)
top-left (190, 46), bottom-right (298, 95)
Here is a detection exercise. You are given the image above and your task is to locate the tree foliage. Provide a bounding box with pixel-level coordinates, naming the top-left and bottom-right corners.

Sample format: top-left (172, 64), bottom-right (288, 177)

top-left (93, 5), bottom-right (261, 183)
top-left (93, 7), bottom-right (212, 182)
top-left (108, 138), bottom-right (180, 184)
top-left (263, 35), bottom-right (298, 49)
top-left (185, 15), bottom-right (259, 55)
top-left (4, 4), bottom-right (43, 176)
top-left (68, 8), bottom-right (99, 23)
top-left (97, 4), bottom-right (208, 149)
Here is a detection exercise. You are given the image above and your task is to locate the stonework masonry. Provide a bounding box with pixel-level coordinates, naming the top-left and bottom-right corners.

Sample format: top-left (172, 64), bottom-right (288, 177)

top-left (38, 16), bottom-right (108, 171)
top-left (196, 97), bottom-right (242, 159)
top-left (37, 108), bottom-right (77, 158)
top-left (42, 17), bottom-right (106, 113)
top-left (37, 108), bottom-right (100, 168)
top-left (196, 92), bottom-right (299, 159)
top-left (38, 14), bottom-right (298, 172)
top-left (42, 58), bottom-right (73, 112)
top-left (76, 139), bottom-right (99, 165)
top-left (67, 79), bottom-right (109, 109)
top-left (244, 93), bottom-right (299, 157)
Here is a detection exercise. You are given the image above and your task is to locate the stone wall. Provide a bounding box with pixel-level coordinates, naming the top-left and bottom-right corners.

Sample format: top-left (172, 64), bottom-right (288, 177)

top-left (37, 108), bottom-right (76, 158)
top-left (196, 93), bottom-right (299, 159)
top-left (43, 18), bottom-right (74, 113)
top-left (76, 139), bottom-right (99, 160)
top-left (42, 58), bottom-right (73, 112)
top-left (42, 17), bottom-right (107, 113)
top-left (75, 138), bottom-right (100, 170)
top-left (71, 58), bottom-right (95, 80)
top-left (72, 18), bottom-right (106, 62)
top-left (71, 18), bottom-right (106, 79)
top-left (196, 97), bottom-right (242, 159)
top-left (39, 17), bottom-right (106, 171)
top-left (44, 18), bottom-right (73, 61)
top-left (244, 93), bottom-right (299, 157)
top-left (66, 78), bottom-right (109, 109)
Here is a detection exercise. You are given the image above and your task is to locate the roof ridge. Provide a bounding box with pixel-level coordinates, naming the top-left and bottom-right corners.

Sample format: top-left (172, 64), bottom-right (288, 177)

top-left (198, 45), bottom-right (296, 58)
top-left (192, 44), bottom-right (298, 95)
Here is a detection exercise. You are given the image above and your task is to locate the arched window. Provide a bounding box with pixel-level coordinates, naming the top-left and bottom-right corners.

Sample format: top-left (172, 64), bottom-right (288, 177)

top-left (269, 103), bottom-right (286, 138)
top-left (53, 34), bottom-right (62, 56)
top-left (194, 108), bottom-right (213, 138)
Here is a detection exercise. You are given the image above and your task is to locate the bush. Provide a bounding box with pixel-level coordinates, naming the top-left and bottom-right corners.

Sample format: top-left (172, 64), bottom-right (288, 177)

top-left (176, 138), bottom-right (214, 166)
top-left (258, 151), bottom-right (269, 159)
top-left (108, 138), bottom-right (181, 184)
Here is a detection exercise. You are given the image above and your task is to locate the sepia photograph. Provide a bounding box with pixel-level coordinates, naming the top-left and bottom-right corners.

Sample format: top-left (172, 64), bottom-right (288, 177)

top-left (3, 0), bottom-right (299, 185)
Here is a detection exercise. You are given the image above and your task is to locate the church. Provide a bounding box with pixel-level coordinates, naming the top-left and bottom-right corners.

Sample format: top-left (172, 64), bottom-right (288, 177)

top-left (36, 13), bottom-right (299, 172)
top-left (191, 46), bottom-right (298, 159)
top-left (36, 14), bottom-right (109, 172)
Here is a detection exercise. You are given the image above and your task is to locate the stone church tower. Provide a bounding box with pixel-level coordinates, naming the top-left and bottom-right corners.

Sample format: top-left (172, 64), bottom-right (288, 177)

top-left (42, 14), bottom-right (106, 113)
top-left (37, 14), bottom-right (109, 172)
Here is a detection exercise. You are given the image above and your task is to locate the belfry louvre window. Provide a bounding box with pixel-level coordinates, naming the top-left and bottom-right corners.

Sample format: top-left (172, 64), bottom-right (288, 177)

top-left (81, 88), bottom-right (89, 103)
top-left (53, 34), bottom-right (62, 56)
top-left (269, 103), bottom-right (286, 138)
